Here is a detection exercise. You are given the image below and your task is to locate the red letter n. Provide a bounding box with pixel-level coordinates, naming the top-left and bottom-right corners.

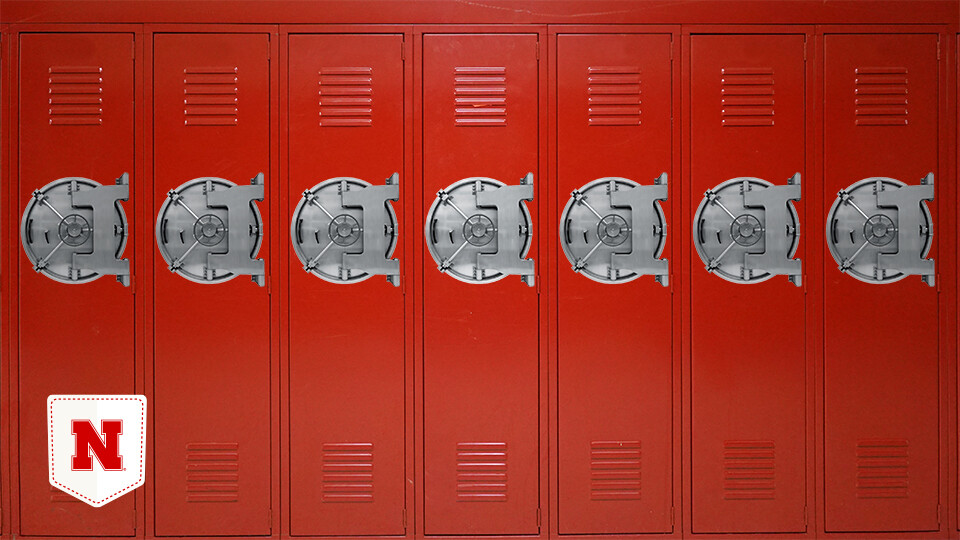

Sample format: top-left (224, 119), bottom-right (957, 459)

top-left (71, 420), bottom-right (123, 471)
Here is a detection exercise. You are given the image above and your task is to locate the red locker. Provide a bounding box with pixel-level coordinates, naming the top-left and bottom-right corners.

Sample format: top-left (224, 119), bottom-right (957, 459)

top-left (421, 33), bottom-right (540, 535)
top-left (689, 33), bottom-right (807, 532)
top-left (16, 32), bottom-right (136, 536)
top-left (152, 33), bottom-right (272, 536)
top-left (286, 33), bottom-right (406, 535)
top-left (555, 33), bottom-right (673, 534)
top-left (822, 33), bottom-right (940, 532)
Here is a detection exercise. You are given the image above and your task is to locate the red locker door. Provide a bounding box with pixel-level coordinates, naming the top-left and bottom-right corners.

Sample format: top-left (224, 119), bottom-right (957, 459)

top-left (287, 33), bottom-right (406, 535)
top-left (422, 33), bottom-right (540, 535)
top-left (17, 32), bottom-right (136, 536)
top-left (153, 33), bottom-right (272, 536)
top-left (689, 34), bottom-right (806, 532)
top-left (822, 33), bottom-right (940, 532)
top-left (555, 33), bottom-right (673, 534)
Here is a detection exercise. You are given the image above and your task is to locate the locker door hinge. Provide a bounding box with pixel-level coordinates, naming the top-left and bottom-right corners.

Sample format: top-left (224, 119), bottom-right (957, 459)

top-left (937, 504), bottom-right (942, 525)
top-left (670, 40), bottom-right (674, 61)
top-left (804, 506), bottom-right (808, 525)
top-left (936, 41), bottom-right (940, 60)
top-left (401, 41), bottom-right (405, 61)
top-left (803, 40), bottom-right (807, 61)
top-left (131, 39), bottom-right (135, 60)
top-left (536, 41), bottom-right (540, 61)
top-left (537, 507), bottom-right (542, 528)
top-left (402, 508), bottom-right (407, 528)
top-left (671, 506), bottom-right (675, 523)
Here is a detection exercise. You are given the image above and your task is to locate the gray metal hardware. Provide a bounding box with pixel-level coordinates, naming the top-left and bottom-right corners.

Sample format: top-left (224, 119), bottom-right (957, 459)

top-left (155, 174), bottom-right (265, 285)
top-left (425, 174), bottom-right (535, 286)
top-left (693, 174), bottom-right (802, 285)
top-left (290, 174), bottom-right (400, 286)
top-left (559, 174), bottom-right (669, 285)
top-left (826, 174), bottom-right (934, 286)
top-left (20, 174), bottom-right (131, 285)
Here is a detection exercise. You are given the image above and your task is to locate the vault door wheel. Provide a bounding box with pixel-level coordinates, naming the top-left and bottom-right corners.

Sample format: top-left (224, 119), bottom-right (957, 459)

top-left (559, 174), bottom-right (669, 285)
top-left (826, 174), bottom-right (934, 286)
top-left (20, 174), bottom-right (131, 285)
top-left (291, 174), bottom-right (400, 285)
top-left (694, 175), bottom-right (802, 285)
top-left (155, 174), bottom-right (265, 285)
top-left (425, 174), bottom-right (535, 286)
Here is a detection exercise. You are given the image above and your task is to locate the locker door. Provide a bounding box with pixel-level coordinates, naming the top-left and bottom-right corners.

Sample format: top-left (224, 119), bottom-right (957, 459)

top-left (822, 33), bottom-right (939, 532)
top-left (689, 34), bottom-right (806, 532)
top-left (555, 33), bottom-right (673, 534)
top-left (17, 32), bottom-right (136, 536)
top-left (287, 33), bottom-right (406, 535)
top-left (422, 33), bottom-right (540, 535)
top-left (153, 33), bottom-right (271, 536)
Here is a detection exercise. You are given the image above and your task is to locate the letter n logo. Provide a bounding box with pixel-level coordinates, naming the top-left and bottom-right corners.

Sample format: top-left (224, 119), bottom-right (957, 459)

top-left (71, 420), bottom-right (123, 471)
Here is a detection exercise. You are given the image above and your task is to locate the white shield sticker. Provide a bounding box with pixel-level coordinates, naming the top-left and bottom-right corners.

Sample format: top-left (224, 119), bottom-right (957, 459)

top-left (47, 395), bottom-right (146, 507)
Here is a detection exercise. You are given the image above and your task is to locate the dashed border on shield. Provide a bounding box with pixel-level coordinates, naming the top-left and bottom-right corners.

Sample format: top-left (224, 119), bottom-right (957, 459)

top-left (48, 396), bottom-right (146, 505)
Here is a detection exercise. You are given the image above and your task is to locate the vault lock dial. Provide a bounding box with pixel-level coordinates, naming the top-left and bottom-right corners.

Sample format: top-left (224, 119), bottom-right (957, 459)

top-left (291, 174), bottom-right (400, 286)
top-left (20, 174), bottom-right (131, 285)
top-left (826, 174), bottom-right (934, 286)
top-left (694, 174), bottom-right (802, 285)
top-left (560, 174), bottom-right (669, 285)
top-left (156, 174), bottom-right (265, 285)
top-left (425, 174), bottom-right (535, 286)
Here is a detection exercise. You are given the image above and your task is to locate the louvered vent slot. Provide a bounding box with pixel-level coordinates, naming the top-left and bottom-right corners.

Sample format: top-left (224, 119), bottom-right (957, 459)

top-left (186, 442), bottom-right (239, 502)
top-left (857, 439), bottom-right (908, 499)
top-left (454, 67), bottom-right (507, 126)
top-left (183, 67), bottom-right (238, 126)
top-left (50, 485), bottom-right (80, 503)
top-left (457, 442), bottom-right (507, 501)
top-left (855, 67), bottom-right (909, 126)
top-left (723, 440), bottom-right (775, 500)
top-left (721, 68), bottom-right (775, 127)
top-left (319, 67), bottom-right (373, 127)
top-left (590, 440), bottom-right (641, 500)
top-left (48, 66), bottom-right (103, 126)
top-left (587, 66), bottom-right (641, 126)
top-left (321, 442), bottom-right (374, 502)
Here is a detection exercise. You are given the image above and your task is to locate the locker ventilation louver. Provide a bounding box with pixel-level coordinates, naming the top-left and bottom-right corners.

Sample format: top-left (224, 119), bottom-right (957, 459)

top-left (456, 442), bottom-right (507, 502)
top-left (48, 66), bottom-right (103, 126)
top-left (50, 485), bottom-right (80, 503)
top-left (185, 442), bottom-right (240, 503)
top-left (454, 67), bottom-right (507, 126)
top-left (856, 439), bottom-right (908, 499)
top-left (590, 441), bottom-right (641, 501)
top-left (183, 66), bottom-right (239, 126)
top-left (855, 67), bottom-right (909, 126)
top-left (321, 442), bottom-right (374, 503)
top-left (723, 440), bottom-right (775, 500)
top-left (587, 66), bottom-right (641, 126)
top-left (319, 67), bottom-right (374, 127)
top-left (720, 67), bottom-right (775, 127)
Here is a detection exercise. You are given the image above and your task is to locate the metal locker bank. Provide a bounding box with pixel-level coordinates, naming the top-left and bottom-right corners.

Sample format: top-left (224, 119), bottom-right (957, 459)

top-left (0, 1), bottom-right (957, 539)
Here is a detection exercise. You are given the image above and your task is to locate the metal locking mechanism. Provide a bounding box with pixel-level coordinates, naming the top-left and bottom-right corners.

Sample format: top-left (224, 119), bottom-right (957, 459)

top-left (155, 174), bottom-right (266, 285)
top-left (826, 174), bottom-right (934, 286)
top-left (425, 174), bottom-right (535, 286)
top-left (559, 174), bottom-right (669, 285)
top-left (694, 174), bottom-right (802, 285)
top-left (290, 174), bottom-right (400, 286)
top-left (20, 174), bottom-right (131, 285)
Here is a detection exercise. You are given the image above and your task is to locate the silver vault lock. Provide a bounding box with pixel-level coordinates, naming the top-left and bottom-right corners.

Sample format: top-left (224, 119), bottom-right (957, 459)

top-left (20, 174), bottom-right (131, 285)
top-left (425, 174), bottom-right (535, 286)
top-left (559, 174), bottom-right (668, 285)
top-left (826, 174), bottom-right (935, 286)
top-left (694, 174), bottom-right (802, 285)
top-left (155, 173), bottom-right (266, 285)
top-left (290, 174), bottom-right (400, 286)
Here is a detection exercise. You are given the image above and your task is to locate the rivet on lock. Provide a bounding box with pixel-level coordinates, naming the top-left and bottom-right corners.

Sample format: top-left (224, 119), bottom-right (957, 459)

top-left (425, 173), bottom-right (535, 286)
top-left (693, 174), bottom-right (802, 285)
top-left (826, 174), bottom-right (934, 286)
top-left (20, 174), bottom-right (131, 285)
top-left (559, 173), bottom-right (669, 285)
top-left (155, 173), bottom-right (266, 285)
top-left (290, 173), bottom-right (400, 286)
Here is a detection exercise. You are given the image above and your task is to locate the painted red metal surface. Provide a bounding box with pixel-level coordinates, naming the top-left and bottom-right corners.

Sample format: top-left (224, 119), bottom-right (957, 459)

top-left (554, 31), bottom-right (674, 535)
top-left (151, 32), bottom-right (273, 536)
top-left (822, 32), bottom-right (941, 533)
top-left (688, 31), bottom-right (808, 533)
